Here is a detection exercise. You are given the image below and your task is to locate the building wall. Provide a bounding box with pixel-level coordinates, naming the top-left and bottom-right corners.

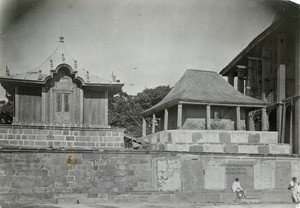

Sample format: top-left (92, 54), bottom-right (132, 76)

top-left (83, 89), bottom-right (107, 126)
top-left (181, 105), bottom-right (245, 130)
top-left (17, 86), bottom-right (42, 124)
top-left (0, 150), bottom-right (298, 205)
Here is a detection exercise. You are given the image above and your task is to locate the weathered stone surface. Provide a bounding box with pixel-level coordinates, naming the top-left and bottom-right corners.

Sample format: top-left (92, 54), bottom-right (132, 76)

top-left (204, 160), bottom-right (226, 190)
top-left (181, 160), bottom-right (204, 191)
top-left (219, 132), bottom-right (231, 143)
top-left (275, 161), bottom-right (291, 189)
top-left (254, 161), bottom-right (275, 190)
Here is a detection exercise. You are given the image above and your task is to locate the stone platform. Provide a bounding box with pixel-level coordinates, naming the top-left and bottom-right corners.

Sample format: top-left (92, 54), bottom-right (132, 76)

top-left (140, 130), bottom-right (291, 155)
top-left (0, 124), bottom-right (125, 150)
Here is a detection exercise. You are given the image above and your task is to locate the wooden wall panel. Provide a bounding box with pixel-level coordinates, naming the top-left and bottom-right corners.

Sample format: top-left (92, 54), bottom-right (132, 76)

top-left (84, 89), bottom-right (105, 126)
top-left (18, 87), bottom-right (42, 124)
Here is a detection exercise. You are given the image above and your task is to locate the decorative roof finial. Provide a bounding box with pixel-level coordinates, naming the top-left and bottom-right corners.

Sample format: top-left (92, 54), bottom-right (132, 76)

top-left (62, 53), bottom-right (65, 61)
top-left (5, 65), bottom-right (10, 77)
top-left (111, 72), bottom-right (117, 82)
top-left (59, 36), bottom-right (64, 43)
top-left (74, 60), bottom-right (77, 69)
top-left (50, 59), bottom-right (53, 69)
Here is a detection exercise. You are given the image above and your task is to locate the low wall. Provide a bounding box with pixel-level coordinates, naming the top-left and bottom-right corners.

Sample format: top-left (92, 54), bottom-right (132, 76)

top-left (140, 130), bottom-right (291, 154)
top-left (0, 125), bottom-right (125, 150)
top-left (0, 149), bottom-right (299, 206)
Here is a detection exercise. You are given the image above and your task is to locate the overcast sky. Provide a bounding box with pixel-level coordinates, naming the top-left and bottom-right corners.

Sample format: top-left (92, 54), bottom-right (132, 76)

top-left (0, 0), bottom-right (277, 99)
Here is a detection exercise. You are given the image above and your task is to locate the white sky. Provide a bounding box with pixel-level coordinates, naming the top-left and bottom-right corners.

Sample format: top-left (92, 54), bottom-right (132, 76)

top-left (0, 0), bottom-right (277, 99)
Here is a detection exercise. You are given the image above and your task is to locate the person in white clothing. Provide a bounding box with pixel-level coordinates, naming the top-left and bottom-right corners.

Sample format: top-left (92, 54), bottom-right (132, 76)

top-left (232, 178), bottom-right (246, 198)
top-left (288, 177), bottom-right (299, 203)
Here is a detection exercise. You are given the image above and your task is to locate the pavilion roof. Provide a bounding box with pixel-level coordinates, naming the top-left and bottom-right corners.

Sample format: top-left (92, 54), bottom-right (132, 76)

top-left (142, 69), bottom-right (266, 116)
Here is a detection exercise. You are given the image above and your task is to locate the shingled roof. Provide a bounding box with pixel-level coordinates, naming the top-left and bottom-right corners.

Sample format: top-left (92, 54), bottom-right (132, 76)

top-left (142, 69), bottom-right (267, 116)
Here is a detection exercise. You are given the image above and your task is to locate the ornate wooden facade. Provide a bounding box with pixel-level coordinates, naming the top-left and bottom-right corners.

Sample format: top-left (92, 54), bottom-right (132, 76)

top-left (0, 39), bottom-right (123, 127)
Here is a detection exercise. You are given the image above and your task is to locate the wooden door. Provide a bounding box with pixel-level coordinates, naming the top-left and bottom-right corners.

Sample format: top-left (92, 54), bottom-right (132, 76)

top-left (55, 92), bottom-right (71, 123)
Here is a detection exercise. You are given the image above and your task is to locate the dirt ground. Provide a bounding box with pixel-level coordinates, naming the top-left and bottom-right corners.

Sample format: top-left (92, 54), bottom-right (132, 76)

top-left (12, 202), bottom-right (299, 208)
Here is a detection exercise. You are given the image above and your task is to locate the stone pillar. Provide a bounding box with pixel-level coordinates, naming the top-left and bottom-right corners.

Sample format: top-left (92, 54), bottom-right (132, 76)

top-left (237, 65), bottom-right (246, 94)
top-left (41, 87), bottom-right (46, 123)
top-left (261, 107), bottom-right (268, 131)
top-left (277, 65), bottom-right (285, 142)
top-left (142, 117), bottom-right (146, 137)
top-left (177, 103), bottom-right (182, 129)
top-left (206, 105), bottom-right (211, 130)
top-left (228, 72), bottom-right (235, 87)
top-left (164, 109), bottom-right (168, 130)
top-left (295, 18), bottom-right (300, 153)
top-left (236, 106), bottom-right (241, 130)
top-left (290, 104), bottom-right (293, 145)
top-left (281, 103), bottom-right (286, 143)
top-left (152, 114), bottom-right (156, 134)
top-left (246, 59), bottom-right (252, 96)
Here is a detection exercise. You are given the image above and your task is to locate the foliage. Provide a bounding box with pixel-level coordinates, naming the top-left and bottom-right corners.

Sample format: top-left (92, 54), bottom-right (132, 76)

top-left (109, 85), bottom-right (171, 138)
top-left (0, 100), bottom-right (13, 124)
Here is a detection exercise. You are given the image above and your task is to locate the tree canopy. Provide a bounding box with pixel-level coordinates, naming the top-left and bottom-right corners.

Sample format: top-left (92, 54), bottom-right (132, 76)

top-left (0, 100), bottom-right (13, 124)
top-left (109, 85), bottom-right (171, 138)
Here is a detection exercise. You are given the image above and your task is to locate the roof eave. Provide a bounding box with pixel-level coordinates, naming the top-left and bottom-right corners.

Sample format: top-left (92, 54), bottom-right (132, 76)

top-left (219, 18), bottom-right (285, 76)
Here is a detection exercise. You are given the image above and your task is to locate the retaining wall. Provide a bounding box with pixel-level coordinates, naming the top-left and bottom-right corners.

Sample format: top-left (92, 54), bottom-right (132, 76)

top-left (0, 125), bottom-right (125, 150)
top-left (0, 149), bottom-right (298, 206)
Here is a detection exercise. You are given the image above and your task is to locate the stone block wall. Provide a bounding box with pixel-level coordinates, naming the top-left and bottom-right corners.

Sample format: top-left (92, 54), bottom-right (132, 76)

top-left (140, 130), bottom-right (291, 155)
top-left (0, 149), bottom-right (299, 206)
top-left (0, 125), bottom-right (125, 150)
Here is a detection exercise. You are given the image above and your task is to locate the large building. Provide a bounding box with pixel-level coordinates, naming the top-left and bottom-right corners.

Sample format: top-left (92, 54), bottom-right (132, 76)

top-left (0, 37), bottom-right (125, 149)
top-left (219, 1), bottom-right (300, 153)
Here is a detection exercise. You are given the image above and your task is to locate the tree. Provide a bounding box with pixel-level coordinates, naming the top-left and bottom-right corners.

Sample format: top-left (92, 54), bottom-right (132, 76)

top-left (135, 85), bottom-right (171, 110)
top-left (0, 100), bottom-right (13, 124)
top-left (108, 86), bottom-right (171, 138)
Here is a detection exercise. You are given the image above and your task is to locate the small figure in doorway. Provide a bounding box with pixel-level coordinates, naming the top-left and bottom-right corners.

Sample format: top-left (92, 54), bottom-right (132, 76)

top-left (232, 177), bottom-right (246, 198)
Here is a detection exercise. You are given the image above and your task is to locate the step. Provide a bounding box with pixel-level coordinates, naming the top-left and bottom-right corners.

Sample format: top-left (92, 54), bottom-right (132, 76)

top-left (162, 142), bottom-right (291, 155)
top-left (234, 197), bottom-right (261, 204)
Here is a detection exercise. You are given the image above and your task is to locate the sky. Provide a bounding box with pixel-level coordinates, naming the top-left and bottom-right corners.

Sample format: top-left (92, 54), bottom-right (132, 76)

top-left (0, 0), bottom-right (278, 99)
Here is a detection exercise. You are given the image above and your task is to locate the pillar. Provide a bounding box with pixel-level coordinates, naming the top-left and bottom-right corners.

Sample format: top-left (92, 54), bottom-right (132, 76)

top-left (142, 117), bottom-right (146, 137)
top-left (281, 103), bottom-right (286, 143)
top-left (295, 18), bottom-right (300, 153)
top-left (152, 114), bottom-right (156, 134)
top-left (177, 103), bottom-right (182, 129)
top-left (228, 72), bottom-right (235, 87)
top-left (14, 86), bottom-right (19, 123)
top-left (277, 65), bottom-right (285, 142)
top-left (290, 104), bottom-right (293, 145)
top-left (206, 105), bottom-right (211, 130)
top-left (261, 107), bottom-right (268, 131)
top-left (277, 103), bottom-right (283, 143)
top-left (104, 90), bottom-right (108, 126)
top-left (236, 106), bottom-right (241, 130)
top-left (246, 59), bottom-right (252, 96)
top-left (237, 65), bottom-right (246, 94)
top-left (164, 109), bottom-right (168, 130)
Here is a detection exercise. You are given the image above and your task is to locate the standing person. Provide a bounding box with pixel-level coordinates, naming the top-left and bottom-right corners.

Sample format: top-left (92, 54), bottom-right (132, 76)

top-left (232, 177), bottom-right (246, 198)
top-left (288, 177), bottom-right (299, 203)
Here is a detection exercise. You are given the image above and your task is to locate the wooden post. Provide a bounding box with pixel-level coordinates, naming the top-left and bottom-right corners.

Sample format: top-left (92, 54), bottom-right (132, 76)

top-left (79, 89), bottom-right (84, 125)
top-left (14, 86), bottom-right (19, 123)
top-left (281, 103), bottom-right (286, 143)
top-left (41, 87), bottom-right (46, 123)
top-left (290, 104), bottom-right (293, 146)
top-left (295, 18), bottom-right (300, 153)
top-left (206, 105), bottom-right (211, 130)
top-left (104, 90), bottom-right (108, 126)
top-left (49, 89), bottom-right (54, 123)
top-left (236, 106), bottom-right (241, 130)
top-left (142, 117), bottom-right (146, 136)
top-left (237, 65), bottom-right (246, 94)
top-left (177, 103), bottom-right (182, 129)
top-left (228, 72), bottom-right (235, 87)
top-left (164, 109), bottom-right (168, 130)
top-left (152, 113), bottom-right (156, 134)
top-left (262, 46), bottom-right (267, 101)
top-left (261, 107), bottom-right (268, 131)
